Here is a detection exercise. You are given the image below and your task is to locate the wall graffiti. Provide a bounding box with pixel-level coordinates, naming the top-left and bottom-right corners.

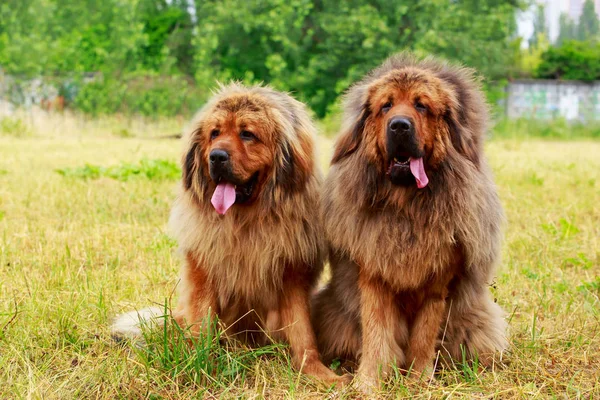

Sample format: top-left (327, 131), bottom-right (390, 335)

top-left (507, 80), bottom-right (600, 122)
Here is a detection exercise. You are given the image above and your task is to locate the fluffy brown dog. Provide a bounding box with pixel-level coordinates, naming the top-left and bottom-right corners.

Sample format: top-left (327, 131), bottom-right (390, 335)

top-left (311, 54), bottom-right (507, 389)
top-left (112, 83), bottom-right (345, 385)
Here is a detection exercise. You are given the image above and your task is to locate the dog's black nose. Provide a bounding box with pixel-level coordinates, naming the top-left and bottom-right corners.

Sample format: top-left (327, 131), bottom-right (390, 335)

top-left (389, 117), bottom-right (413, 133)
top-left (209, 149), bottom-right (229, 164)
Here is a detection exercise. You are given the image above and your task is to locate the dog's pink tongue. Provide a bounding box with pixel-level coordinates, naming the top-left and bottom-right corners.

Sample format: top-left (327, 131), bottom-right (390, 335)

top-left (409, 157), bottom-right (429, 189)
top-left (211, 183), bottom-right (236, 215)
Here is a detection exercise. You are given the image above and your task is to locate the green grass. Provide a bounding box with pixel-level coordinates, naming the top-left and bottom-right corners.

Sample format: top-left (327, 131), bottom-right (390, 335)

top-left (492, 118), bottom-right (600, 140)
top-left (56, 159), bottom-right (180, 181)
top-left (132, 306), bottom-right (292, 397)
top-left (0, 115), bottom-right (32, 138)
top-left (1, 115), bottom-right (599, 398)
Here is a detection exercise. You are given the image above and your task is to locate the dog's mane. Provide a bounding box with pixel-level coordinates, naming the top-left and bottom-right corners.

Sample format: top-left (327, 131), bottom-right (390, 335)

top-left (323, 53), bottom-right (503, 288)
top-left (170, 83), bottom-right (325, 298)
top-left (333, 53), bottom-right (489, 167)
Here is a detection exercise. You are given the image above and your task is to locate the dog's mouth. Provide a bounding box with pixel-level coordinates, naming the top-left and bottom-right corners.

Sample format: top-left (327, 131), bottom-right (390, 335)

top-left (386, 152), bottom-right (429, 189)
top-left (211, 173), bottom-right (258, 215)
top-left (233, 172), bottom-right (258, 204)
top-left (387, 154), bottom-right (411, 174)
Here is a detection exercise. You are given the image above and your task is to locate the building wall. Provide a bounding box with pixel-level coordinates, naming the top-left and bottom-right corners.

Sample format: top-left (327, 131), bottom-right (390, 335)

top-left (506, 80), bottom-right (600, 121)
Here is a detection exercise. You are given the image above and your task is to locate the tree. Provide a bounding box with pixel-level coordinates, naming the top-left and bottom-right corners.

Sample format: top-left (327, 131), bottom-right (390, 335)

top-left (578, 0), bottom-right (600, 41)
top-left (557, 13), bottom-right (577, 45)
top-left (192, 0), bottom-right (524, 117)
top-left (521, 32), bottom-right (549, 76)
top-left (137, 0), bottom-right (195, 75)
top-left (536, 40), bottom-right (600, 81)
top-left (0, 0), bottom-right (525, 117)
top-left (529, 4), bottom-right (546, 48)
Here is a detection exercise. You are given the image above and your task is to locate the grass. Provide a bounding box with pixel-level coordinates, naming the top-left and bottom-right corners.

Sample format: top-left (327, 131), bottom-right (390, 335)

top-left (56, 159), bottom-right (180, 182)
top-left (134, 307), bottom-right (292, 397)
top-left (492, 118), bottom-right (600, 140)
top-left (0, 111), bottom-right (599, 398)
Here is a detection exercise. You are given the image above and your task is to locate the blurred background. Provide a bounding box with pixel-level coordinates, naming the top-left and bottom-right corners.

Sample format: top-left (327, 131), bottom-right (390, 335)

top-left (0, 0), bottom-right (598, 135)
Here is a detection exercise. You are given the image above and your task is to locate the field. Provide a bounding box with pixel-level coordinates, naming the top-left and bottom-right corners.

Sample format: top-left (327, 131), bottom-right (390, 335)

top-left (1, 112), bottom-right (599, 399)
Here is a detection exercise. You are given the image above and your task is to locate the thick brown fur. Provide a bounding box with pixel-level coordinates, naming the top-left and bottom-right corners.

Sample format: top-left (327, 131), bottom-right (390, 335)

top-left (143, 83), bottom-right (344, 385)
top-left (311, 53), bottom-right (507, 388)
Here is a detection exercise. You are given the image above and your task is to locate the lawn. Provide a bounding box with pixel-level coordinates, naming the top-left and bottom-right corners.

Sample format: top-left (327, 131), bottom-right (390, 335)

top-left (0, 114), bottom-right (599, 399)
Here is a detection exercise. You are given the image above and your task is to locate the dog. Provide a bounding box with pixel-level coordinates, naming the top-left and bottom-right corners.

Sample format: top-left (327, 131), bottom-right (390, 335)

top-left (112, 83), bottom-right (346, 386)
top-left (311, 53), bottom-right (507, 389)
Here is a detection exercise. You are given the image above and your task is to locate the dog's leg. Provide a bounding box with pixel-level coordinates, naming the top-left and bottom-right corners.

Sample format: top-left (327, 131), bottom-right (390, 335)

top-left (406, 296), bottom-right (446, 379)
top-left (173, 252), bottom-right (219, 336)
top-left (279, 278), bottom-right (349, 386)
top-left (355, 271), bottom-right (405, 392)
top-left (442, 289), bottom-right (508, 367)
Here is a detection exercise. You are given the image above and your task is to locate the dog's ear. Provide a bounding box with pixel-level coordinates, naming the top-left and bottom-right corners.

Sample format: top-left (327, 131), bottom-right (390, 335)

top-left (182, 142), bottom-right (200, 190)
top-left (445, 108), bottom-right (480, 167)
top-left (182, 127), bottom-right (209, 195)
top-left (437, 68), bottom-right (483, 167)
top-left (331, 105), bottom-right (370, 164)
top-left (275, 137), bottom-right (312, 193)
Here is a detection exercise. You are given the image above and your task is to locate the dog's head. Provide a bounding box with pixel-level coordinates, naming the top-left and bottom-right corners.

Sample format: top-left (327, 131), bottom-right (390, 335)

top-left (182, 83), bottom-right (315, 215)
top-left (332, 53), bottom-right (487, 189)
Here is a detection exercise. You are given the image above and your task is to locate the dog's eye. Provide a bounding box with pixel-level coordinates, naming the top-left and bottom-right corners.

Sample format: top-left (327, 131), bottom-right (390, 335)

top-left (210, 129), bottom-right (220, 139)
top-left (415, 101), bottom-right (427, 113)
top-left (240, 130), bottom-right (256, 141)
top-left (382, 101), bottom-right (392, 113)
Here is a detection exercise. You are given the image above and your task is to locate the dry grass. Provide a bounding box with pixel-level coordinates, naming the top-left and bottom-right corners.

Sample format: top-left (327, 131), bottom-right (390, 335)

top-left (0, 112), bottom-right (599, 399)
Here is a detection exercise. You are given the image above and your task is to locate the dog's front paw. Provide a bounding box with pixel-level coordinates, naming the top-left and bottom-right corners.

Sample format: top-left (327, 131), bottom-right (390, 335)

top-left (352, 372), bottom-right (379, 396)
top-left (406, 364), bottom-right (436, 387)
top-left (303, 361), bottom-right (352, 389)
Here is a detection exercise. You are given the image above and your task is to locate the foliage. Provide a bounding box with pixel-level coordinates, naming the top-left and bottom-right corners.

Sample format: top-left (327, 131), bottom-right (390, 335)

top-left (72, 73), bottom-right (206, 117)
top-left (194, 0), bottom-right (524, 117)
top-left (56, 158), bottom-right (180, 181)
top-left (535, 40), bottom-right (600, 81)
top-left (519, 33), bottom-right (550, 77)
top-left (0, 0), bottom-right (524, 118)
top-left (493, 118), bottom-right (600, 140)
top-left (529, 4), bottom-right (547, 49)
top-left (557, 1), bottom-right (600, 45)
top-left (0, 115), bottom-right (32, 137)
top-left (557, 13), bottom-right (578, 46)
top-left (137, 0), bottom-right (195, 75)
top-left (577, 0), bottom-right (600, 41)
top-left (0, 0), bottom-right (145, 76)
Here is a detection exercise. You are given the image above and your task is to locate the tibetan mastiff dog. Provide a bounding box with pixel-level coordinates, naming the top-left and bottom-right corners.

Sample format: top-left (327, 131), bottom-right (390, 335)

top-left (311, 54), bottom-right (507, 389)
top-left (112, 83), bottom-right (345, 385)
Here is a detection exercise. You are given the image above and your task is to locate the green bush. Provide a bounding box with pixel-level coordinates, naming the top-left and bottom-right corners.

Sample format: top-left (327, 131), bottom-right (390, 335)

top-left (0, 116), bottom-right (32, 138)
top-left (0, 0), bottom-right (524, 118)
top-left (493, 118), bottom-right (600, 140)
top-left (56, 159), bottom-right (181, 181)
top-left (72, 74), bottom-right (206, 117)
top-left (536, 40), bottom-right (600, 81)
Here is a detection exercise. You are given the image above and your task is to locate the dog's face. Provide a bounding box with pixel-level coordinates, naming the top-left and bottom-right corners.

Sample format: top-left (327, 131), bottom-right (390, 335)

top-left (183, 87), bottom-right (314, 215)
top-left (332, 66), bottom-right (480, 189)
top-left (369, 69), bottom-right (452, 187)
top-left (203, 96), bottom-right (276, 205)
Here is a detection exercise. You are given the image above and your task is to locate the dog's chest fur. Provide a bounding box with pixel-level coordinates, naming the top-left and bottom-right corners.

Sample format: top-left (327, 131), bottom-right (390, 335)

top-left (327, 201), bottom-right (458, 291)
top-left (170, 191), bottom-right (323, 308)
top-left (323, 158), bottom-right (502, 291)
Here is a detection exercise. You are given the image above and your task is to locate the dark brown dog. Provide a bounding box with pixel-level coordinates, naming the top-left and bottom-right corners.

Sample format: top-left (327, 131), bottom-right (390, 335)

top-left (113, 83), bottom-right (346, 386)
top-left (311, 54), bottom-right (507, 390)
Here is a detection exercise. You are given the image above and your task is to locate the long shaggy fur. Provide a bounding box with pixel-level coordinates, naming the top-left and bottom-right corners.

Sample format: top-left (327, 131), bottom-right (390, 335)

top-left (171, 83), bottom-right (324, 316)
top-left (113, 83), bottom-right (345, 385)
top-left (311, 53), bottom-right (507, 382)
